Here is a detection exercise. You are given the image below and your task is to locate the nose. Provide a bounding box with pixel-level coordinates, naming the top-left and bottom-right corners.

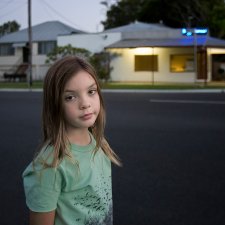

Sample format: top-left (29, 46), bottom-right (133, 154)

top-left (79, 96), bottom-right (91, 110)
top-left (80, 104), bottom-right (90, 110)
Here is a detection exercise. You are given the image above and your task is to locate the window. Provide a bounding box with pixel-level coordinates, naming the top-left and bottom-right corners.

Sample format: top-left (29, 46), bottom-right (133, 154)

top-left (135, 55), bottom-right (158, 71)
top-left (170, 54), bottom-right (194, 72)
top-left (38, 41), bottom-right (56, 55)
top-left (0, 44), bottom-right (15, 56)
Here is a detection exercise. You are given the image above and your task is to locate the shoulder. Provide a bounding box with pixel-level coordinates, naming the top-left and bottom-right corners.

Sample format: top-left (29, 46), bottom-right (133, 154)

top-left (22, 144), bottom-right (81, 188)
top-left (22, 145), bottom-right (63, 189)
top-left (22, 146), bottom-right (63, 212)
top-left (23, 145), bottom-right (54, 174)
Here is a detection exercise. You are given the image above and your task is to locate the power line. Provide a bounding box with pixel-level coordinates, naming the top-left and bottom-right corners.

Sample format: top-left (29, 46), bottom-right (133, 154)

top-left (0, 0), bottom-right (15, 11)
top-left (35, 0), bottom-right (58, 22)
top-left (40, 0), bottom-right (85, 31)
top-left (0, 1), bottom-right (26, 19)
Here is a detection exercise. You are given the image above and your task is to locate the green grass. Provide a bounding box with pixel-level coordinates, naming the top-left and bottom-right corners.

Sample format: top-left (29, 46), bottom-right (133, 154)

top-left (100, 82), bottom-right (225, 90)
top-left (0, 81), bottom-right (43, 89)
top-left (0, 81), bottom-right (225, 90)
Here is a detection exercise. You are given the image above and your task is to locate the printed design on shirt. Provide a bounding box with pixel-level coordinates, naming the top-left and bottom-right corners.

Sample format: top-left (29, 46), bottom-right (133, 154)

top-left (73, 174), bottom-right (112, 225)
top-left (84, 203), bottom-right (112, 225)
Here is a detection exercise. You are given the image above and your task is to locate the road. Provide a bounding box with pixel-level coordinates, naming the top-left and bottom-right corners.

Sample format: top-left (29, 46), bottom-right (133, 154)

top-left (0, 91), bottom-right (225, 225)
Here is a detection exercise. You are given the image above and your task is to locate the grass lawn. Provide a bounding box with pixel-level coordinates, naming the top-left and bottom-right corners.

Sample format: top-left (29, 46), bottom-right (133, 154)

top-left (101, 82), bottom-right (225, 90)
top-left (0, 81), bottom-right (43, 89)
top-left (0, 81), bottom-right (225, 90)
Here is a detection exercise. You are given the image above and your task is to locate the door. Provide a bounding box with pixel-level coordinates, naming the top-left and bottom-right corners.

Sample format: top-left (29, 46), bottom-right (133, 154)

top-left (211, 54), bottom-right (225, 81)
top-left (23, 46), bottom-right (29, 63)
top-left (197, 48), bottom-right (207, 80)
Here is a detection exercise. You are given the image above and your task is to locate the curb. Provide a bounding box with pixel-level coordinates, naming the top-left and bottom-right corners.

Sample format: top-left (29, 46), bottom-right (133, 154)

top-left (0, 88), bottom-right (225, 93)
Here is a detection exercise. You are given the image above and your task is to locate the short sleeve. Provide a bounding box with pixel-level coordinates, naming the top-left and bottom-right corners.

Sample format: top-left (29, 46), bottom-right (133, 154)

top-left (22, 161), bottom-right (62, 212)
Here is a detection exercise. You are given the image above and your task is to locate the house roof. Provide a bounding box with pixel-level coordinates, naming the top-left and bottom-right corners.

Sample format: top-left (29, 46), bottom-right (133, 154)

top-left (0, 21), bottom-right (85, 44)
top-left (103, 21), bottom-right (173, 33)
top-left (106, 36), bottom-right (225, 48)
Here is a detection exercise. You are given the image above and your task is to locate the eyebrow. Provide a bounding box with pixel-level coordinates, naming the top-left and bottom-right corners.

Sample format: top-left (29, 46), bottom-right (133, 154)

top-left (64, 83), bottom-right (97, 93)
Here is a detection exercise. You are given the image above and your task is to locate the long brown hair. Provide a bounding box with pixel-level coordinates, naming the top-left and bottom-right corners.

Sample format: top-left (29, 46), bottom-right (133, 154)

top-left (40, 56), bottom-right (121, 167)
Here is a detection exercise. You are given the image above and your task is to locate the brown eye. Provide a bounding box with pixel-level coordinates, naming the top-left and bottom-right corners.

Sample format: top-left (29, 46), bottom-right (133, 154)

top-left (65, 95), bottom-right (76, 101)
top-left (88, 89), bottom-right (97, 95)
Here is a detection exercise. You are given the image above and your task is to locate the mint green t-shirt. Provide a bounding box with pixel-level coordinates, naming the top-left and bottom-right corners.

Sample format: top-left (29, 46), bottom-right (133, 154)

top-left (22, 135), bottom-right (112, 225)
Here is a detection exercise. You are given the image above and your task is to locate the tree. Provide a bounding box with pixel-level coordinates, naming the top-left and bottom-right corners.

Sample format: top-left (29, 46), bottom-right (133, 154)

top-left (101, 0), bottom-right (225, 39)
top-left (0, 20), bottom-right (20, 36)
top-left (89, 52), bottom-right (112, 81)
top-left (102, 0), bottom-right (145, 29)
top-left (45, 44), bottom-right (91, 64)
top-left (207, 3), bottom-right (225, 38)
top-left (46, 44), bottom-right (112, 81)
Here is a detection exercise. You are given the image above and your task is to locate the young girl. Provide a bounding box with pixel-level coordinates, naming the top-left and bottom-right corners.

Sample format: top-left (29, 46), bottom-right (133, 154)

top-left (22, 56), bottom-right (121, 225)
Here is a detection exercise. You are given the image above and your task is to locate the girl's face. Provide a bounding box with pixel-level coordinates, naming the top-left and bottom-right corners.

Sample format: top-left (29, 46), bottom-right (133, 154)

top-left (62, 70), bottom-right (100, 133)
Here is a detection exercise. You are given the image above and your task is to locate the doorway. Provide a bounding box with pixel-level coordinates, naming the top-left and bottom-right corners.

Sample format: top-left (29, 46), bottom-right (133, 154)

top-left (211, 54), bottom-right (225, 81)
top-left (197, 49), bottom-right (207, 80)
top-left (22, 45), bottom-right (29, 63)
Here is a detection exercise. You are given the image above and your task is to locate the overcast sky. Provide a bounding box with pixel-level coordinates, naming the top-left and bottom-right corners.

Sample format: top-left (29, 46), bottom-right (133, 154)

top-left (0, 0), bottom-right (116, 32)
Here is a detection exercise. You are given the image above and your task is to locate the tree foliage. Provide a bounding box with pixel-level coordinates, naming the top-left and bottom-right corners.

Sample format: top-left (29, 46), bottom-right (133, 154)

top-left (46, 45), bottom-right (112, 81)
top-left (89, 52), bottom-right (113, 81)
top-left (0, 20), bottom-right (20, 36)
top-left (45, 44), bottom-right (91, 63)
top-left (101, 0), bottom-right (225, 38)
top-left (102, 0), bottom-right (145, 28)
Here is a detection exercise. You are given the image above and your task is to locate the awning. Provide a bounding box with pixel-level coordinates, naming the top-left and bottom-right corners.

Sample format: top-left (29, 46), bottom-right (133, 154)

top-left (12, 42), bottom-right (27, 48)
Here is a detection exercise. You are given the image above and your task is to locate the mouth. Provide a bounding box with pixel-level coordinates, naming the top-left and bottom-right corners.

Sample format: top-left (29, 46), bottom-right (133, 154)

top-left (80, 113), bottom-right (93, 120)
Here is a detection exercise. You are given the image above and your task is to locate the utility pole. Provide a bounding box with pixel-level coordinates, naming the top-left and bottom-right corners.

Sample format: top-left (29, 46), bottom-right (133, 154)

top-left (152, 47), bottom-right (155, 85)
top-left (188, 16), bottom-right (197, 83)
top-left (193, 29), bottom-right (197, 84)
top-left (28, 0), bottom-right (32, 88)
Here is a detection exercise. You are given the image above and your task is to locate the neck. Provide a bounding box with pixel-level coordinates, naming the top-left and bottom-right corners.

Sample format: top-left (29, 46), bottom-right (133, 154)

top-left (66, 128), bottom-right (91, 146)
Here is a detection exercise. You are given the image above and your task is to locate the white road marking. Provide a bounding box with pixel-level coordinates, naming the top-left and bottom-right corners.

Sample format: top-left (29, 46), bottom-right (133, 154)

top-left (149, 99), bottom-right (225, 105)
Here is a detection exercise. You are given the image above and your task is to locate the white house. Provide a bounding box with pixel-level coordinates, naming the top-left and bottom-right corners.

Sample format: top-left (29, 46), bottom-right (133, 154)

top-left (105, 22), bottom-right (225, 83)
top-left (0, 21), bottom-right (84, 80)
top-left (58, 21), bottom-right (225, 83)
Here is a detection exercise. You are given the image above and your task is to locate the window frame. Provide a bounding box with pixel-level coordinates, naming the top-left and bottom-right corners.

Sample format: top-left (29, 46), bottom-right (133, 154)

top-left (134, 55), bottom-right (158, 72)
top-left (0, 43), bottom-right (15, 56)
top-left (38, 41), bottom-right (56, 55)
top-left (170, 54), bottom-right (195, 73)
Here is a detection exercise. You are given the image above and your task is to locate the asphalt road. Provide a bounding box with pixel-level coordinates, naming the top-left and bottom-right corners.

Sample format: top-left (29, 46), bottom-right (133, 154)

top-left (0, 90), bottom-right (225, 225)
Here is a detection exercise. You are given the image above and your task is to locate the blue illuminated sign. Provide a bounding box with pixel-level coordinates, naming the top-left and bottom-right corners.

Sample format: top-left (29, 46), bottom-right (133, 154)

top-left (181, 28), bottom-right (208, 36)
